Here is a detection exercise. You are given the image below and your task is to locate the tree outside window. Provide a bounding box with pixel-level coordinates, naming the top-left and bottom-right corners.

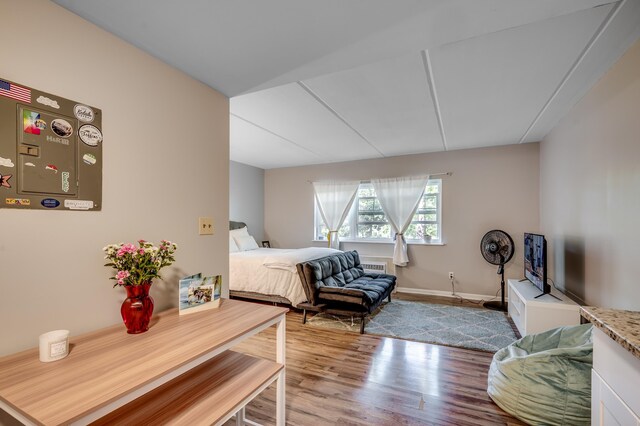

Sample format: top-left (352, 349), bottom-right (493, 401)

top-left (315, 180), bottom-right (441, 243)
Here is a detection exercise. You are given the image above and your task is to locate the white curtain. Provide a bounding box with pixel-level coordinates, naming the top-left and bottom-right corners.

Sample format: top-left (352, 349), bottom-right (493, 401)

top-left (313, 181), bottom-right (359, 249)
top-left (372, 175), bottom-right (430, 266)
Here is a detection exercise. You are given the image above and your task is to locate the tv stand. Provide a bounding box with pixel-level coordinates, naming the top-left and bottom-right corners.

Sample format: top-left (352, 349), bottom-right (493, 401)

top-left (507, 279), bottom-right (580, 336)
top-left (534, 292), bottom-right (562, 301)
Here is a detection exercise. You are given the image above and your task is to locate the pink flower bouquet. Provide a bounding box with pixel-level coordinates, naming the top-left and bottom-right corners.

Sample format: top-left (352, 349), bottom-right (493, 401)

top-left (103, 240), bottom-right (177, 286)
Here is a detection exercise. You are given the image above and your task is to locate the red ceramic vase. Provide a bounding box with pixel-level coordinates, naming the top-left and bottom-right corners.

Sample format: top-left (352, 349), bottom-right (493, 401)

top-left (121, 283), bottom-right (154, 334)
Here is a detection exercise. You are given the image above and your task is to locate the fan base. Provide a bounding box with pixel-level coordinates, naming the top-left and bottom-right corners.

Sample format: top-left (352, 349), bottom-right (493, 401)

top-left (483, 300), bottom-right (508, 312)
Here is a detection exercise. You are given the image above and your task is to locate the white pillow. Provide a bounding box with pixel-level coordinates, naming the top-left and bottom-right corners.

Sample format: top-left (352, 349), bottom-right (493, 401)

top-left (235, 235), bottom-right (259, 251)
top-left (229, 236), bottom-right (240, 253)
top-left (230, 226), bottom-right (249, 239)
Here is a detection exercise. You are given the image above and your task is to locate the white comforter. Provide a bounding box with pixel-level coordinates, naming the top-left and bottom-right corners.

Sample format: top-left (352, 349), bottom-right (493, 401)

top-left (229, 247), bottom-right (340, 306)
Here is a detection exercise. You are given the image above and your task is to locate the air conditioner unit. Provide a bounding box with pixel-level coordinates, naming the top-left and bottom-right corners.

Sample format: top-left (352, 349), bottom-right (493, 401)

top-left (361, 261), bottom-right (386, 274)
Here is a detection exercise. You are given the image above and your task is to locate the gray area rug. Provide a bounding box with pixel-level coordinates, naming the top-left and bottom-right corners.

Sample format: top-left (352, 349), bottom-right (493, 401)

top-left (306, 299), bottom-right (519, 352)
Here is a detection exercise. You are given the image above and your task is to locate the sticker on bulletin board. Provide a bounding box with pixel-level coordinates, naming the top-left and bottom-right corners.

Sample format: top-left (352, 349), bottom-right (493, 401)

top-left (82, 153), bottom-right (97, 165)
top-left (0, 157), bottom-right (14, 168)
top-left (23, 110), bottom-right (46, 135)
top-left (41, 198), bottom-right (60, 208)
top-left (51, 119), bottom-right (73, 138)
top-left (37, 96), bottom-right (60, 109)
top-left (0, 173), bottom-right (12, 188)
top-left (74, 105), bottom-right (94, 123)
top-left (78, 125), bottom-right (102, 147)
top-left (64, 200), bottom-right (93, 210)
top-left (6, 198), bottom-right (30, 206)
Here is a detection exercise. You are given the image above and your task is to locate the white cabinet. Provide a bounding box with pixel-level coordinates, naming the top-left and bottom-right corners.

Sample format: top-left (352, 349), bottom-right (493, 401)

top-left (507, 279), bottom-right (580, 336)
top-left (592, 370), bottom-right (640, 425)
top-left (591, 327), bottom-right (640, 425)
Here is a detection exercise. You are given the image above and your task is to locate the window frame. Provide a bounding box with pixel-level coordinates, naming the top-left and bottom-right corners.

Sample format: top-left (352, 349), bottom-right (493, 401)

top-left (314, 179), bottom-right (442, 245)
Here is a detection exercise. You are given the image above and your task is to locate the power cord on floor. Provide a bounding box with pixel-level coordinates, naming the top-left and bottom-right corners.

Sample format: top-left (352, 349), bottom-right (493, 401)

top-left (449, 276), bottom-right (501, 305)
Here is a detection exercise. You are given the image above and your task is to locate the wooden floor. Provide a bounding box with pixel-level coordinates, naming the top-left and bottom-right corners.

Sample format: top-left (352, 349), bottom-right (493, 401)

top-left (225, 294), bottom-right (525, 426)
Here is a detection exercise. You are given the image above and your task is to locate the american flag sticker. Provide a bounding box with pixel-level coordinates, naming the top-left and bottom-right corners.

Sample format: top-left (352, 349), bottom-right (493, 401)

top-left (0, 79), bottom-right (31, 103)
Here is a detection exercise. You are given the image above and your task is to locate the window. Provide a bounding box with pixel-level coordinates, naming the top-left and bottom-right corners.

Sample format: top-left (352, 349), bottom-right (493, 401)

top-left (315, 179), bottom-right (442, 243)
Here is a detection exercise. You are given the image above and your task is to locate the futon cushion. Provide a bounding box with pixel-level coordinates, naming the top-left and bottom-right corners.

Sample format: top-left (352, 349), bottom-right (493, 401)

top-left (318, 274), bottom-right (396, 311)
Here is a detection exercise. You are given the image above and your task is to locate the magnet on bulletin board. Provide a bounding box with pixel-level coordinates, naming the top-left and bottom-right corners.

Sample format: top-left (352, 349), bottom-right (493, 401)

top-left (78, 125), bottom-right (102, 147)
top-left (36, 95), bottom-right (60, 109)
top-left (51, 119), bottom-right (73, 138)
top-left (41, 198), bottom-right (60, 208)
top-left (0, 157), bottom-right (14, 167)
top-left (0, 173), bottom-right (11, 188)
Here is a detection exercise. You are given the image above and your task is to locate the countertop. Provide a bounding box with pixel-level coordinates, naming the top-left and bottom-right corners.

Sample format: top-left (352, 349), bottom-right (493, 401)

top-left (580, 306), bottom-right (640, 360)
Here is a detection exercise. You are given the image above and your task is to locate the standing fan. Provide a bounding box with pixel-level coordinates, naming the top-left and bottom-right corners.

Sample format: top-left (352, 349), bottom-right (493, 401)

top-left (480, 230), bottom-right (514, 311)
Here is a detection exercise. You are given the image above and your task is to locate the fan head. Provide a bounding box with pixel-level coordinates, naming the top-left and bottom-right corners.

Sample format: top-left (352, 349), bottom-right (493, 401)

top-left (480, 230), bottom-right (514, 266)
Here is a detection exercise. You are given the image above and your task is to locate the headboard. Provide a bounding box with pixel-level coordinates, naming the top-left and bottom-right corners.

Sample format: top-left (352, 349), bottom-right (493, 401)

top-left (229, 221), bottom-right (247, 230)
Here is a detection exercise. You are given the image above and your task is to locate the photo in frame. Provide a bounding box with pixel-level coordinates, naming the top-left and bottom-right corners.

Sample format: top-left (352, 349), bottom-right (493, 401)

top-left (179, 274), bottom-right (222, 315)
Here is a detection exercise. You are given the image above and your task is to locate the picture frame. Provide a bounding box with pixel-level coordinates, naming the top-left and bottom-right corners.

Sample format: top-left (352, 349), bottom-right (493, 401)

top-left (262, 241), bottom-right (271, 248)
top-left (179, 274), bottom-right (222, 315)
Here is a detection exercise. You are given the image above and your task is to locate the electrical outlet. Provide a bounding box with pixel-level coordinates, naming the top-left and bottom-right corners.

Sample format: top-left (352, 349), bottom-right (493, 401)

top-left (449, 272), bottom-right (454, 279)
top-left (198, 217), bottom-right (214, 235)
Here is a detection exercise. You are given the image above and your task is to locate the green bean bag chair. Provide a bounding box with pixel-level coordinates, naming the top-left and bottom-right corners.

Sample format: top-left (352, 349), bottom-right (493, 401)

top-left (487, 323), bottom-right (593, 425)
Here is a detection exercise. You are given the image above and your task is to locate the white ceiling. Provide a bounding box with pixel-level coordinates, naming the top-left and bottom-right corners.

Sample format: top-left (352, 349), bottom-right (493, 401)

top-left (54, 0), bottom-right (640, 169)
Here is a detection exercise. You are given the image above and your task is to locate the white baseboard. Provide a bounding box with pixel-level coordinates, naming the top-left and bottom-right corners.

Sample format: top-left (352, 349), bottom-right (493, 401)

top-left (396, 286), bottom-right (501, 302)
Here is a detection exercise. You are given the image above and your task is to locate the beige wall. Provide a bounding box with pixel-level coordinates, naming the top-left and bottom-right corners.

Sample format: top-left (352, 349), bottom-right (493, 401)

top-left (265, 143), bottom-right (539, 297)
top-left (540, 39), bottom-right (640, 310)
top-left (0, 0), bottom-right (229, 357)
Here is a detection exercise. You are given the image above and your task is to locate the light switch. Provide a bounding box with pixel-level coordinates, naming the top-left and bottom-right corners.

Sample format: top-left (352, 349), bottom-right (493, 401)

top-left (198, 217), bottom-right (214, 235)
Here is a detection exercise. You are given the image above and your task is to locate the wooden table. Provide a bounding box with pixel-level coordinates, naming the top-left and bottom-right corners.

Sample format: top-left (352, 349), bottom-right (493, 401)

top-left (0, 299), bottom-right (288, 425)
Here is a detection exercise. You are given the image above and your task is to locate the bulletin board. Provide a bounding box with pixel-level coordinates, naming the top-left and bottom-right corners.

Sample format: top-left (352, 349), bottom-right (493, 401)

top-left (0, 77), bottom-right (102, 210)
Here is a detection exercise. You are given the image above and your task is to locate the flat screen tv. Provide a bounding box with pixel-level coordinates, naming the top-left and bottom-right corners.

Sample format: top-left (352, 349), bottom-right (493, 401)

top-left (524, 233), bottom-right (550, 295)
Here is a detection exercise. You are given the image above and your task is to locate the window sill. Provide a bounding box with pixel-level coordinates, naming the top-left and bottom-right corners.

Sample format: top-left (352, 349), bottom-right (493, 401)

top-left (313, 239), bottom-right (445, 246)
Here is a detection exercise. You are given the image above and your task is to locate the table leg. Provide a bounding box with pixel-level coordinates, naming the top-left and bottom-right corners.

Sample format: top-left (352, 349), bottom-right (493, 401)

top-left (276, 315), bottom-right (286, 426)
top-left (235, 407), bottom-right (245, 425)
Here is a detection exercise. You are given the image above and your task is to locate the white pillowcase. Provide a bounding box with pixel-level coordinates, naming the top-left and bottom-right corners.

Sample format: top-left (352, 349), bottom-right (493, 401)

top-left (229, 236), bottom-right (240, 253)
top-left (235, 235), bottom-right (259, 251)
top-left (230, 226), bottom-right (249, 239)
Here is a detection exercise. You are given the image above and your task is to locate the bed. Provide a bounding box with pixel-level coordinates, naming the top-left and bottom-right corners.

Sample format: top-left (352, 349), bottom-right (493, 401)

top-left (229, 221), bottom-right (340, 305)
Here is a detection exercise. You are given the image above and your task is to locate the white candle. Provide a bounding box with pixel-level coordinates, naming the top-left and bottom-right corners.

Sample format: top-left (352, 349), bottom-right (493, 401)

top-left (39, 330), bottom-right (70, 362)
